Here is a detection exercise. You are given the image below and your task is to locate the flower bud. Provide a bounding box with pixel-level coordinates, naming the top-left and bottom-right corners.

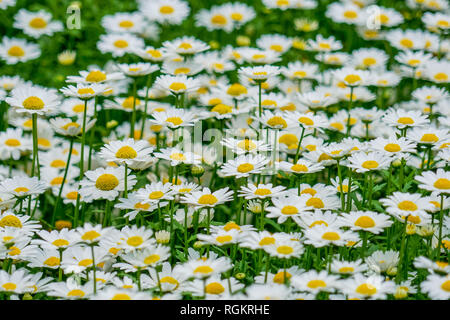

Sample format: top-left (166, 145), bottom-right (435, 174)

top-left (235, 273), bottom-right (246, 280)
top-left (193, 241), bottom-right (203, 249)
top-left (236, 35), bottom-right (250, 47)
top-left (155, 230), bottom-right (170, 244)
top-left (191, 165), bottom-right (205, 177)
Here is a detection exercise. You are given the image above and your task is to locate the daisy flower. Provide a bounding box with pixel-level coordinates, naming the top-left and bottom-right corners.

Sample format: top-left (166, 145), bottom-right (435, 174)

top-left (46, 277), bottom-right (93, 300)
top-left (366, 250), bottom-right (400, 274)
top-left (381, 192), bottom-right (435, 218)
top-left (330, 259), bottom-right (368, 275)
top-left (239, 183), bottom-right (286, 200)
top-left (97, 33), bottom-right (145, 57)
top-left (101, 12), bottom-right (146, 34)
top-left (49, 117), bottom-right (96, 137)
top-left (6, 85), bottom-right (60, 115)
top-left (115, 62), bottom-right (159, 78)
top-left (291, 270), bottom-right (341, 294)
top-left (0, 269), bottom-right (35, 294)
top-left (60, 83), bottom-right (108, 100)
top-left (99, 138), bottom-right (153, 166)
top-left (340, 274), bottom-right (395, 300)
top-left (0, 127), bottom-right (31, 160)
top-left (264, 238), bottom-right (304, 259)
top-left (79, 166), bottom-right (137, 202)
top-left (162, 36), bottom-right (209, 56)
top-left (180, 187), bottom-right (234, 208)
top-left (220, 154), bottom-right (270, 178)
top-left (339, 211), bottom-right (393, 234)
top-left (154, 147), bottom-right (202, 166)
top-left (265, 195), bottom-right (309, 224)
top-left (421, 274), bottom-right (450, 300)
top-left (0, 37), bottom-right (41, 64)
top-left (180, 255), bottom-right (233, 279)
top-left (116, 225), bottom-right (155, 252)
top-left (238, 65), bottom-right (280, 82)
top-left (151, 108), bottom-right (197, 129)
top-left (140, 0), bottom-right (190, 25)
top-left (278, 159), bottom-right (324, 175)
top-left (0, 176), bottom-right (47, 198)
top-left (154, 74), bottom-right (200, 95)
top-left (135, 182), bottom-right (175, 204)
top-left (304, 224), bottom-right (358, 248)
top-left (415, 168), bottom-right (450, 194)
top-left (13, 9), bottom-right (63, 38)
top-left (347, 151), bottom-right (392, 173)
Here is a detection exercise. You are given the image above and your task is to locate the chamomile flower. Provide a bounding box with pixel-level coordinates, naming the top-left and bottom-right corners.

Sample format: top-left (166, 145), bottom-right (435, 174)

top-left (13, 9), bottom-right (63, 39)
top-left (99, 138), bottom-right (153, 166)
top-left (239, 183), bottom-right (286, 200)
top-left (220, 154), bottom-right (270, 178)
top-left (339, 211), bottom-right (393, 234)
top-left (265, 195), bottom-right (309, 224)
top-left (291, 270), bottom-right (341, 294)
top-left (181, 187), bottom-right (234, 209)
top-left (117, 225), bottom-right (155, 252)
top-left (154, 74), bottom-right (200, 95)
top-left (101, 12), bottom-right (146, 34)
top-left (304, 224), bottom-right (358, 248)
top-left (180, 255), bottom-right (233, 279)
top-left (421, 274), bottom-right (450, 300)
top-left (97, 33), bottom-right (145, 57)
top-left (415, 169), bottom-right (450, 194)
top-left (340, 274), bottom-right (395, 300)
top-left (46, 277), bottom-right (93, 300)
top-left (238, 65), bottom-right (280, 82)
top-left (6, 85), bottom-right (60, 115)
top-left (264, 238), bottom-right (304, 259)
top-left (347, 151), bottom-right (392, 173)
top-left (0, 176), bottom-right (47, 198)
top-left (162, 36), bottom-right (209, 56)
top-left (0, 37), bottom-right (41, 64)
top-left (0, 269), bottom-right (35, 294)
top-left (60, 83), bottom-right (108, 100)
top-left (330, 259), bottom-right (368, 275)
top-left (140, 0), bottom-right (190, 25)
top-left (0, 127), bottom-right (31, 160)
top-left (154, 147), bottom-right (201, 166)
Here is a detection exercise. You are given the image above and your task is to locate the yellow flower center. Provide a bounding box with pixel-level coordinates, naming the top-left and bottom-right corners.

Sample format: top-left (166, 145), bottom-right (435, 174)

top-left (281, 205), bottom-right (298, 215)
top-left (322, 232), bottom-right (340, 241)
top-left (434, 73), bottom-right (448, 81)
top-left (81, 230), bottom-right (101, 241)
top-left (270, 44), bottom-right (283, 52)
top-left (77, 88), bottom-right (95, 95)
top-left (354, 216), bottom-right (376, 228)
top-left (398, 200), bottom-right (418, 211)
top-left (148, 191), bottom-right (164, 200)
top-left (400, 38), bottom-right (414, 48)
top-left (227, 83), bottom-right (247, 96)
top-left (134, 202), bottom-right (150, 210)
top-left (165, 116), bottom-right (183, 126)
top-left (343, 10), bottom-right (358, 19)
top-left (254, 188), bottom-right (272, 196)
top-left (66, 191), bottom-right (78, 200)
top-left (111, 293), bottom-right (131, 300)
top-left (231, 12), bottom-right (243, 21)
top-left (0, 216), bottom-right (22, 228)
top-left (301, 188), bottom-right (317, 196)
top-left (259, 237), bottom-right (275, 246)
top-left (310, 220), bottom-right (328, 228)
top-left (363, 57), bottom-right (377, 66)
top-left (237, 163), bottom-right (254, 173)
top-left (95, 174), bottom-right (119, 191)
top-left (356, 283), bottom-right (377, 296)
top-left (52, 239), bottom-right (69, 247)
top-left (114, 40), bottom-right (128, 48)
top-left (160, 5), bottom-right (174, 14)
top-left (384, 143), bottom-right (401, 152)
top-left (144, 254), bottom-right (160, 265)
top-left (127, 236), bottom-right (144, 247)
top-left (205, 282), bottom-right (225, 295)
top-left (5, 138), bottom-right (21, 147)
top-left (211, 14), bottom-right (227, 25)
top-left (339, 267), bottom-right (354, 273)
top-left (362, 160), bottom-right (379, 169)
top-left (44, 256), bottom-right (60, 267)
top-left (291, 164), bottom-right (308, 172)
top-left (307, 280), bottom-right (327, 289)
top-left (237, 139), bottom-right (257, 151)
top-left (169, 82), bottom-right (187, 92)
top-left (119, 20), bottom-right (134, 28)
top-left (421, 133), bottom-right (438, 143)
top-left (198, 194), bottom-right (218, 205)
top-left (216, 235), bottom-right (233, 243)
top-left (160, 276), bottom-right (179, 289)
top-left (276, 245), bottom-right (294, 255)
top-left (174, 67), bottom-right (190, 75)
top-left (298, 117), bottom-right (314, 126)
top-left (434, 178), bottom-right (450, 190)
top-left (78, 259), bottom-right (93, 267)
top-left (8, 46), bottom-right (25, 57)
top-left (306, 197), bottom-right (324, 209)
top-left (194, 265), bottom-right (213, 274)
top-left (170, 152), bottom-right (186, 161)
top-left (50, 177), bottom-right (64, 186)
top-left (85, 70), bottom-right (107, 83)
top-left (211, 104), bottom-right (232, 114)
top-left (267, 116), bottom-right (287, 128)
top-left (344, 74), bottom-right (362, 85)
top-left (67, 289), bottom-right (85, 297)
top-left (23, 96), bottom-right (44, 110)
top-left (29, 17), bottom-right (47, 29)
top-left (397, 117), bottom-right (414, 125)
top-left (115, 146), bottom-right (137, 159)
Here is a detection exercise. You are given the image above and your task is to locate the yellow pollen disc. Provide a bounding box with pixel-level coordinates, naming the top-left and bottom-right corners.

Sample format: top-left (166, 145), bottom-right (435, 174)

top-left (356, 283), bottom-right (377, 295)
top-left (160, 276), bottom-right (179, 288)
top-left (216, 235), bottom-right (233, 243)
top-left (343, 10), bottom-right (357, 19)
top-left (237, 139), bottom-right (257, 151)
top-left (306, 197), bottom-right (324, 209)
top-left (29, 17), bottom-right (47, 29)
top-left (397, 200), bottom-right (418, 211)
top-left (112, 293), bottom-right (131, 300)
top-left (52, 239), bottom-right (69, 247)
top-left (159, 5), bottom-right (174, 14)
top-left (408, 59), bottom-right (421, 66)
top-left (291, 164), bottom-right (308, 172)
top-left (339, 267), bottom-right (354, 273)
top-left (78, 259), bottom-right (93, 267)
top-left (420, 133), bottom-right (438, 143)
top-left (322, 232), bottom-right (340, 241)
top-left (434, 178), bottom-right (450, 190)
top-left (273, 271), bottom-right (291, 284)
top-left (276, 245), bottom-right (293, 255)
top-left (363, 57), bottom-right (377, 66)
top-left (330, 122), bottom-right (344, 131)
top-left (301, 188), bottom-right (317, 196)
top-left (109, 247), bottom-right (120, 255)
top-left (361, 160), bottom-right (379, 169)
top-left (147, 49), bottom-right (162, 58)
top-left (14, 187), bottom-right (29, 194)
top-left (377, 14), bottom-right (389, 24)
top-left (279, 133), bottom-right (298, 147)
top-left (143, 254), bottom-right (160, 265)
top-left (281, 205), bottom-right (298, 215)
top-left (267, 116), bottom-right (287, 128)
top-left (198, 194), bottom-right (218, 205)
top-left (134, 202), bottom-right (150, 210)
top-left (384, 143), bottom-right (401, 152)
top-left (211, 14), bottom-right (227, 25)
top-left (86, 70), bottom-right (106, 83)
top-left (259, 237), bottom-right (275, 246)
top-left (149, 191), bottom-right (164, 200)
top-left (9, 246), bottom-right (21, 256)
top-left (237, 163), bottom-right (254, 173)
top-left (5, 138), bottom-right (20, 147)
top-left (231, 12), bottom-right (243, 21)
top-left (223, 222), bottom-right (240, 231)
top-left (440, 280), bottom-right (450, 292)
top-left (298, 117), bottom-right (314, 126)
top-left (436, 261), bottom-right (448, 268)
top-left (23, 96), bottom-right (44, 110)
top-left (205, 282), bottom-right (225, 295)
top-left (178, 42), bottom-right (192, 50)
top-left (66, 191), bottom-right (78, 200)
top-left (113, 40), bottom-right (128, 48)
top-left (62, 122), bottom-right (80, 130)
top-left (194, 265), bottom-right (213, 274)
top-left (337, 185), bottom-right (349, 193)
top-left (307, 280), bottom-right (327, 289)
top-left (174, 67), bottom-right (190, 75)
top-left (95, 174), bottom-right (119, 191)
top-left (254, 188), bottom-right (272, 196)
top-left (122, 96), bottom-right (140, 109)
top-left (170, 152), bottom-right (186, 161)
top-left (344, 74), bottom-right (362, 85)
top-left (178, 188), bottom-right (191, 193)
top-left (400, 38), bottom-right (413, 48)
top-left (0, 216), bottom-right (22, 228)
top-left (81, 230), bottom-right (101, 241)
top-left (165, 116), bottom-right (183, 126)
top-left (115, 146), bottom-right (137, 159)
top-left (50, 177), bottom-right (64, 186)
top-left (67, 289), bottom-right (85, 297)
top-left (127, 236), bottom-right (144, 247)
top-left (354, 216), bottom-right (376, 228)
top-left (211, 104), bottom-right (232, 114)
top-left (208, 98), bottom-right (222, 105)
top-left (434, 73), bottom-right (448, 81)
top-left (430, 200), bottom-right (440, 208)
top-left (8, 46), bottom-right (25, 57)
top-left (401, 215), bottom-right (421, 224)
top-left (169, 82), bottom-right (187, 92)
top-left (44, 256), bottom-right (60, 267)
top-left (262, 99), bottom-right (277, 107)
top-left (119, 20), bottom-right (134, 28)
top-left (77, 88), bottom-right (95, 95)
top-left (2, 283), bottom-right (17, 291)
top-left (310, 220), bottom-right (328, 228)
top-left (227, 83), bottom-right (247, 96)
top-left (270, 44), bottom-right (283, 52)
top-left (294, 70), bottom-right (307, 78)
top-left (50, 159), bottom-right (66, 168)
top-left (23, 119), bottom-right (33, 128)
top-left (38, 138), bottom-right (51, 147)
top-left (397, 117), bottom-right (414, 125)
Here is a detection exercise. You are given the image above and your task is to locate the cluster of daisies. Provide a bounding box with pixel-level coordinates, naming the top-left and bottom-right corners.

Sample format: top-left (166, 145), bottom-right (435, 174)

top-left (0, 0), bottom-right (449, 300)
